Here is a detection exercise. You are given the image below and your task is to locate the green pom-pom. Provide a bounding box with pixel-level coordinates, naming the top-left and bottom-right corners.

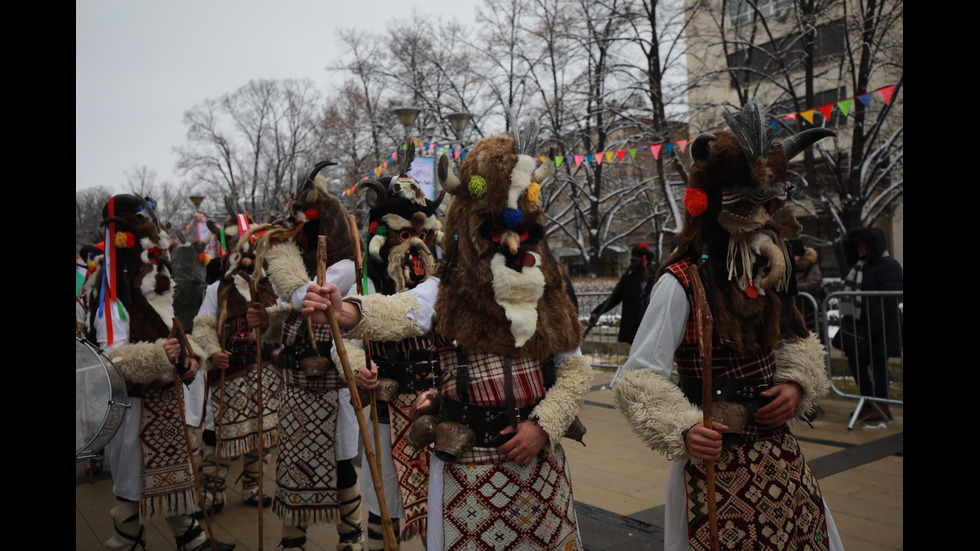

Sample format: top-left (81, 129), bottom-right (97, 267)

top-left (375, 224), bottom-right (387, 236)
top-left (468, 175), bottom-right (487, 198)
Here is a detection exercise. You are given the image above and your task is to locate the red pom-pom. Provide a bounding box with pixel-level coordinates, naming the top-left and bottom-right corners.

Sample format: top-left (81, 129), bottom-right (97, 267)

top-left (684, 187), bottom-right (709, 217)
top-left (305, 208), bottom-right (319, 220)
top-left (639, 243), bottom-right (648, 249)
top-left (369, 221), bottom-right (379, 235)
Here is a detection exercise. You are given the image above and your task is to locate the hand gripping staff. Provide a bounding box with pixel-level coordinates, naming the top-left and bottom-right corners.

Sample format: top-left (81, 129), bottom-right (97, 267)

top-left (348, 214), bottom-right (384, 478)
top-left (316, 235), bottom-right (398, 551)
top-left (688, 262), bottom-right (720, 551)
top-left (168, 317), bottom-right (220, 549)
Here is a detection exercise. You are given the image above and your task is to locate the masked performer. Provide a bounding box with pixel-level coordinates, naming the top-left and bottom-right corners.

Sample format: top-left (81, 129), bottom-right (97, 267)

top-left (190, 212), bottom-right (284, 517)
top-left (305, 120), bottom-right (593, 551)
top-left (613, 104), bottom-right (843, 550)
top-left (87, 194), bottom-right (233, 551)
top-left (263, 163), bottom-right (364, 551)
top-left (352, 151), bottom-right (446, 549)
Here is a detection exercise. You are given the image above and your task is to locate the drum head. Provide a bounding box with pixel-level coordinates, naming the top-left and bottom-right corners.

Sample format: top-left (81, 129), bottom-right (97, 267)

top-left (76, 338), bottom-right (129, 462)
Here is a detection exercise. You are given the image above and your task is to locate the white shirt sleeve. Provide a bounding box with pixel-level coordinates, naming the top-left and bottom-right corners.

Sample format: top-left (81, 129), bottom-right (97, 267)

top-left (620, 274), bottom-right (690, 379)
top-left (197, 281), bottom-right (219, 317)
top-left (289, 258), bottom-right (358, 312)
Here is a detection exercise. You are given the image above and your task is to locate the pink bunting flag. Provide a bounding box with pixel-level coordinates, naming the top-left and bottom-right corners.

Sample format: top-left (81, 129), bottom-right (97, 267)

top-left (595, 153), bottom-right (603, 165)
top-left (650, 144), bottom-right (662, 159)
top-left (675, 140), bottom-right (688, 153)
top-left (574, 154), bottom-right (584, 167)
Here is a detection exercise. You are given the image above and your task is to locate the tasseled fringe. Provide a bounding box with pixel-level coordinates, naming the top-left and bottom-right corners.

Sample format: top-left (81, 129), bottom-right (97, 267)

top-left (401, 519), bottom-right (426, 542)
top-left (726, 233), bottom-right (791, 292)
top-left (219, 428), bottom-right (278, 458)
top-left (274, 502), bottom-right (338, 527)
top-left (139, 489), bottom-right (197, 522)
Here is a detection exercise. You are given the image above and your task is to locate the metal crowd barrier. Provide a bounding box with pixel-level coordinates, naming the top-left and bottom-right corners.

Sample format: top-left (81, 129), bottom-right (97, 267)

top-left (822, 290), bottom-right (904, 429)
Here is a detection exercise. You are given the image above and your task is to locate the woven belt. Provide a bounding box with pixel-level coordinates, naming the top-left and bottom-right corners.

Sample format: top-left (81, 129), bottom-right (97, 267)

top-left (439, 396), bottom-right (539, 447)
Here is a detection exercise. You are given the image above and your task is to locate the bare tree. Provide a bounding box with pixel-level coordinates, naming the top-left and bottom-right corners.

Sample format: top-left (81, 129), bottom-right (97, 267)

top-left (76, 185), bottom-right (115, 249)
top-left (175, 78), bottom-right (326, 222)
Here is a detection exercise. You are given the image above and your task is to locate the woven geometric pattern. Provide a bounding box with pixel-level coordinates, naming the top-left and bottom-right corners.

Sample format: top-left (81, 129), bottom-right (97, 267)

top-left (138, 383), bottom-right (197, 520)
top-left (441, 445), bottom-right (581, 551)
top-left (685, 434), bottom-right (830, 551)
top-left (273, 381), bottom-right (340, 527)
top-left (211, 363), bottom-right (281, 458)
top-left (389, 390), bottom-right (431, 540)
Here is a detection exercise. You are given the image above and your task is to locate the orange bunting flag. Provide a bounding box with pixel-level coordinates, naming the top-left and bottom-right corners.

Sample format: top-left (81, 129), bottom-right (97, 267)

top-left (675, 140), bottom-right (688, 153)
top-left (799, 109), bottom-right (815, 124)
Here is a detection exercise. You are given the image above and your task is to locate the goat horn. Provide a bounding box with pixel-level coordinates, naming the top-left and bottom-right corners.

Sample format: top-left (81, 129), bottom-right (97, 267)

top-left (691, 133), bottom-right (717, 163)
top-left (780, 128), bottom-right (836, 161)
top-left (437, 155), bottom-right (465, 195)
top-left (357, 180), bottom-right (388, 210)
top-left (757, 239), bottom-right (786, 290)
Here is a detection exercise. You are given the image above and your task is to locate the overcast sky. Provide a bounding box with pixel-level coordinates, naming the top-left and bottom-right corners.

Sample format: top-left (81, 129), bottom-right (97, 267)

top-left (76, 0), bottom-right (480, 193)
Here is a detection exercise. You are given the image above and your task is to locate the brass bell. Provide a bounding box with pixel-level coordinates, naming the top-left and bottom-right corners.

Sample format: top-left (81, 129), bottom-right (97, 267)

top-left (408, 389), bottom-right (441, 421)
top-left (299, 354), bottom-right (331, 380)
top-left (433, 421), bottom-right (477, 463)
top-left (404, 414), bottom-right (439, 454)
top-left (375, 378), bottom-right (400, 402)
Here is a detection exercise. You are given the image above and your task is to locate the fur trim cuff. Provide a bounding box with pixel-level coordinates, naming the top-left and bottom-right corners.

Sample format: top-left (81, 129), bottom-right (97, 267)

top-left (331, 343), bottom-right (366, 384)
top-left (109, 339), bottom-right (173, 385)
top-left (344, 293), bottom-right (426, 342)
top-left (191, 313), bottom-right (222, 363)
top-left (530, 354), bottom-right (592, 450)
top-left (773, 334), bottom-right (830, 420)
top-left (612, 369), bottom-right (703, 463)
top-left (262, 303), bottom-right (291, 345)
top-left (265, 244), bottom-right (310, 302)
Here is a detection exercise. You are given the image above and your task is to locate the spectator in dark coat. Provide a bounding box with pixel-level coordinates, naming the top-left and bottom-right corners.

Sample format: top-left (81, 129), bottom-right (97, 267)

top-left (790, 239), bottom-right (824, 335)
top-left (839, 226), bottom-right (903, 421)
top-left (588, 244), bottom-right (654, 345)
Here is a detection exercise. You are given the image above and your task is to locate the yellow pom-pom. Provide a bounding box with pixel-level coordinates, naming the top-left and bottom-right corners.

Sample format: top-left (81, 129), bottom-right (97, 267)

top-left (468, 175), bottom-right (487, 198)
top-left (527, 182), bottom-right (540, 207)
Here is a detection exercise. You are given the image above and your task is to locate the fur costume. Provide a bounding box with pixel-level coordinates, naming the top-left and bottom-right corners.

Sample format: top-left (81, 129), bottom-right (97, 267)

top-left (345, 122), bottom-right (591, 550)
top-left (263, 163), bottom-right (364, 551)
top-left (613, 104), bottom-right (841, 551)
top-left (191, 213), bottom-right (284, 512)
top-left (88, 194), bottom-right (226, 551)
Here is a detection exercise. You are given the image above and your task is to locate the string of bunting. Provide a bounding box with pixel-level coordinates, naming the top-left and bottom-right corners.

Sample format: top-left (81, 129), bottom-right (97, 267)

top-left (338, 80), bottom-right (901, 198)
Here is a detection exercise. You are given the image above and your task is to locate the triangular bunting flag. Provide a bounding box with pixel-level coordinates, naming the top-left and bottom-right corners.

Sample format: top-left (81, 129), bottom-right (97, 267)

top-left (664, 143), bottom-right (674, 156)
top-left (629, 149), bottom-right (638, 159)
top-left (837, 99), bottom-right (853, 116)
top-left (454, 150), bottom-right (461, 159)
top-left (585, 154), bottom-right (593, 165)
top-left (650, 144), bottom-right (662, 159)
top-left (616, 150), bottom-right (626, 162)
top-left (595, 153), bottom-right (603, 165)
top-left (877, 84), bottom-right (896, 105)
top-left (574, 154), bottom-right (584, 167)
top-left (857, 93), bottom-right (873, 108)
top-left (675, 140), bottom-right (688, 153)
top-left (779, 113), bottom-right (797, 120)
top-left (800, 109), bottom-right (815, 124)
top-left (555, 156), bottom-right (565, 167)
top-left (818, 104), bottom-right (834, 121)
top-left (382, 160), bottom-right (389, 169)
top-left (605, 151), bottom-right (614, 163)
top-left (392, 151), bottom-right (398, 160)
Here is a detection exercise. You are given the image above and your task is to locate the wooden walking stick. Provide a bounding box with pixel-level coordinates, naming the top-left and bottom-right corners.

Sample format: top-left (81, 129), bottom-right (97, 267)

top-left (169, 318), bottom-right (220, 549)
top-left (348, 214), bottom-right (383, 477)
top-left (245, 276), bottom-right (267, 551)
top-left (315, 235), bottom-right (398, 551)
top-left (688, 261), bottom-right (720, 551)
top-left (213, 301), bottom-right (228, 519)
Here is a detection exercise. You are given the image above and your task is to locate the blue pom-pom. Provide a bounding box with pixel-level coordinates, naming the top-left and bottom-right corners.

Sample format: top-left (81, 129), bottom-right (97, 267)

top-left (501, 208), bottom-right (524, 228)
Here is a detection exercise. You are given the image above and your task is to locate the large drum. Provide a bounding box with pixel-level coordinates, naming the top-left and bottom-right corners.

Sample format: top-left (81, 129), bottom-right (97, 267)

top-left (76, 337), bottom-right (130, 462)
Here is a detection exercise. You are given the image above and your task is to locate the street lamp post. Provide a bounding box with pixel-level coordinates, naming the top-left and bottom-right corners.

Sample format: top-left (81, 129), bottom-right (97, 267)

top-left (446, 111), bottom-right (472, 152)
top-left (393, 107), bottom-right (420, 143)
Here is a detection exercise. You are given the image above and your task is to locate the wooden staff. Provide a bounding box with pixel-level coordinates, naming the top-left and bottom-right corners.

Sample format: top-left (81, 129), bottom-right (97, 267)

top-left (688, 262), bottom-right (719, 551)
top-left (348, 214), bottom-right (383, 476)
top-left (169, 318), bottom-right (219, 548)
top-left (245, 276), bottom-right (267, 551)
top-left (316, 235), bottom-right (398, 551)
top-left (214, 302), bottom-right (228, 521)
